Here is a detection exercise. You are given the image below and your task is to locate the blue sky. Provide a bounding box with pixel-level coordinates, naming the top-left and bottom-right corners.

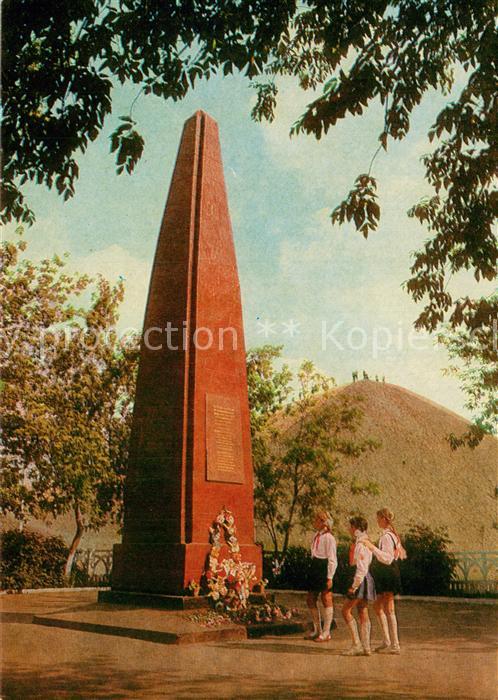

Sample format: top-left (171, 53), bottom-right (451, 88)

top-left (6, 71), bottom-right (494, 418)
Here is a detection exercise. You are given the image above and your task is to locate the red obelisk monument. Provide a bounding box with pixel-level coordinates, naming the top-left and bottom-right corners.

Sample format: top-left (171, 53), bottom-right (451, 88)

top-left (110, 111), bottom-right (262, 596)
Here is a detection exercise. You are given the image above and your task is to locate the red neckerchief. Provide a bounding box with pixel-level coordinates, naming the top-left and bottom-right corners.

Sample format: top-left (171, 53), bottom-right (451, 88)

top-left (349, 542), bottom-right (356, 566)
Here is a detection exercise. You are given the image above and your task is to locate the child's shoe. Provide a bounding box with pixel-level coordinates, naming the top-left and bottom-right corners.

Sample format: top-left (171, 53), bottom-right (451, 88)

top-left (375, 642), bottom-right (392, 653)
top-left (313, 633), bottom-right (331, 643)
top-left (362, 646), bottom-right (372, 656)
top-left (342, 644), bottom-right (364, 656)
top-left (304, 630), bottom-right (320, 640)
top-left (389, 644), bottom-right (401, 655)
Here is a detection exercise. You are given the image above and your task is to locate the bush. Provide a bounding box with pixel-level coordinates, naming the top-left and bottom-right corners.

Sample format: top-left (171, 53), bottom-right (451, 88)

top-left (264, 523), bottom-right (457, 597)
top-left (0, 529), bottom-right (68, 591)
top-left (277, 546), bottom-right (313, 589)
top-left (332, 541), bottom-right (351, 594)
top-left (263, 546), bottom-right (312, 589)
top-left (264, 543), bottom-right (352, 592)
top-left (399, 523), bottom-right (457, 596)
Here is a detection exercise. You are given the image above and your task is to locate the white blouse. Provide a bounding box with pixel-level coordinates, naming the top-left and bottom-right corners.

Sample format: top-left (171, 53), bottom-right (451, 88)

top-left (352, 530), bottom-right (373, 591)
top-left (371, 529), bottom-right (397, 565)
top-left (311, 529), bottom-right (338, 579)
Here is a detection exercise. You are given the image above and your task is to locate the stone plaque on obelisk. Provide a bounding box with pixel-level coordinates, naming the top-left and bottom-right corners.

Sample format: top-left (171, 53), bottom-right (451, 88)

top-left (111, 111), bottom-right (262, 595)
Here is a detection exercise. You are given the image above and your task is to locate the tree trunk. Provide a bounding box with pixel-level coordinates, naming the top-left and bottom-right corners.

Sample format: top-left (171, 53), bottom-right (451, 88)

top-left (281, 507), bottom-right (294, 557)
top-left (266, 514), bottom-right (279, 557)
top-left (64, 504), bottom-right (84, 579)
top-left (282, 464), bottom-right (300, 557)
top-left (282, 522), bottom-right (292, 558)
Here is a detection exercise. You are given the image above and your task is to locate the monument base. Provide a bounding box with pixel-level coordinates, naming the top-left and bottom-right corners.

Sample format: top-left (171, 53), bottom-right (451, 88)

top-left (98, 590), bottom-right (274, 610)
top-left (98, 590), bottom-right (210, 610)
top-left (111, 541), bottom-right (262, 596)
top-left (33, 599), bottom-right (307, 645)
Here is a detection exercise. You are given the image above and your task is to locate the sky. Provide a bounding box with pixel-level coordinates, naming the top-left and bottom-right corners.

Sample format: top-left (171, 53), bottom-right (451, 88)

top-left (5, 70), bottom-right (494, 419)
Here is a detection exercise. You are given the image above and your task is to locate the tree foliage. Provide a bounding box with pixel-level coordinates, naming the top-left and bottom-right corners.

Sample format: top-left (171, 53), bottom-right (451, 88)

top-left (247, 345), bottom-right (293, 431)
top-left (2, 0), bottom-right (295, 225)
top-left (0, 232), bottom-right (139, 575)
top-left (438, 294), bottom-right (498, 447)
top-left (3, 1), bottom-right (496, 412)
top-left (3, 3), bottom-right (495, 317)
top-left (247, 346), bottom-right (379, 555)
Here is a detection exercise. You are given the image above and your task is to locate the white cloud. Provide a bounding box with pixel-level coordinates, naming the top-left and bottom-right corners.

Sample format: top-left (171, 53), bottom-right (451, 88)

top-left (68, 245), bottom-right (151, 332)
top-left (4, 218), bottom-right (151, 334)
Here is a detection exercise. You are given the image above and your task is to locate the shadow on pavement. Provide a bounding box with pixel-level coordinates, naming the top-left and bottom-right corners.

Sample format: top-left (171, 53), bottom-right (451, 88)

top-left (2, 659), bottom-right (480, 700)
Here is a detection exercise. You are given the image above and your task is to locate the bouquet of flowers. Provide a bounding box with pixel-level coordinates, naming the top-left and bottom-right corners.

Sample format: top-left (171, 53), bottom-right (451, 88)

top-left (204, 508), bottom-right (257, 611)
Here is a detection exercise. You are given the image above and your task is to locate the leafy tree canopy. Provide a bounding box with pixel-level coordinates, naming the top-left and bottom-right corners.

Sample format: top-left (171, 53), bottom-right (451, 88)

top-left (438, 295), bottom-right (498, 447)
top-left (3, 0), bottom-right (496, 425)
top-left (0, 231), bottom-right (139, 575)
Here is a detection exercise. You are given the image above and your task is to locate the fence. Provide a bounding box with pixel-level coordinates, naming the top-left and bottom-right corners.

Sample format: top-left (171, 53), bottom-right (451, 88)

top-left (449, 551), bottom-right (498, 595)
top-left (73, 548), bottom-right (498, 593)
top-left (74, 548), bottom-right (113, 585)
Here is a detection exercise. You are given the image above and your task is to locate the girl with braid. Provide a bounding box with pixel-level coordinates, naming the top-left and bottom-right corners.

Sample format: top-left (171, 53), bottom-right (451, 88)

top-left (365, 507), bottom-right (406, 654)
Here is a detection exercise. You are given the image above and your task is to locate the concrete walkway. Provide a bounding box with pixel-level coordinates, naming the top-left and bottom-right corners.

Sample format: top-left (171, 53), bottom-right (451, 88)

top-left (2, 590), bottom-right (497, 699)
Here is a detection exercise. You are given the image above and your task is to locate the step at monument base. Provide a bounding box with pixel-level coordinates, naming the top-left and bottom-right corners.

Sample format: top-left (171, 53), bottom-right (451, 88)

top-left (98, 590), bottom-right (210, 610)
top-left (98, 590), bottom-right (275, 610)
top-left (32, 605), bottom-right (307, 645)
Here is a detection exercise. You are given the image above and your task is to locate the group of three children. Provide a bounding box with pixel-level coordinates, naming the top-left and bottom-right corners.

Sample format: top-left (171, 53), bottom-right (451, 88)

top-left (306, 508), bottom-right (403, 656)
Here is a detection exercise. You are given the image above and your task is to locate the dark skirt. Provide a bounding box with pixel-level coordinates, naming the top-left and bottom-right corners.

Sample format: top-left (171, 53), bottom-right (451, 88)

top-left (346, 567), bottom-right (376, 601)
top-left (308, 556), bottom-right (329, 592)
top-left (370, 558), bottom-right (401, 594)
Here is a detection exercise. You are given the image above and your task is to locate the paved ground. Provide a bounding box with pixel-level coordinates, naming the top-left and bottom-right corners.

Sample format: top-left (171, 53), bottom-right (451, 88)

top-left (1, 591), bottom-right (497, 699)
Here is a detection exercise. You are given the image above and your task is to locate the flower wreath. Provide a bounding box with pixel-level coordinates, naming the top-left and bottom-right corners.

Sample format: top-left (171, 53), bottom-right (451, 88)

top-left (202, 507), bottom-right (257, 611)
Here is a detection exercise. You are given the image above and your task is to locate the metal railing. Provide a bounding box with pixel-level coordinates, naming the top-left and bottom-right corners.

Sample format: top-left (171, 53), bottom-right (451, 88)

top-left (74, 548), bottom-right (113, 584)
top-left (449, 551), bottom-right (498, 595)
top-left (73, 548), bottom-right (498, 593)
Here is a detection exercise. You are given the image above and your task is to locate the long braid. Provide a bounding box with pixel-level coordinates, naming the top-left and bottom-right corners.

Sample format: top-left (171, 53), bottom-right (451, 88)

top-left (377, 508), bottom-right (401, 545)
top-left (388, 522), bottom-right (401, 546)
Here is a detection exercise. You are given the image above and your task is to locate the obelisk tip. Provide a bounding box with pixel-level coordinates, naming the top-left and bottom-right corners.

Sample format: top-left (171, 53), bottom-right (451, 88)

top-left (187, 109), bottom-right (218, 126)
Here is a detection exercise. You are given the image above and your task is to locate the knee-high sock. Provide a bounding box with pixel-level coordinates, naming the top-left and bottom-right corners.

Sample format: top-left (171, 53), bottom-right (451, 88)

top-left (388, 611), bottom-right (399, 647)
top-left (377, 610), bottom-right (391, 645)
top-left (347, 618), bottom-right (360, 645)
top-left (360, 619), bottom-right (371, 650)
top-left (322, 606), bottom-right (334, 636)
top-left (310, 607), bottom-right (321, 635)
